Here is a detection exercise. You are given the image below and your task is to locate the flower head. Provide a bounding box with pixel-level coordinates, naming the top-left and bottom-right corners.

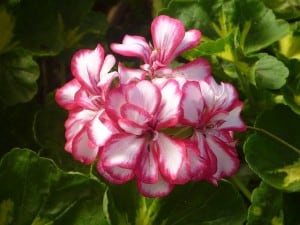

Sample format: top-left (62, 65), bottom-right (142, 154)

top-left (55, 44), bottom-right (118, 164)
top-left (180, 77), bottom-right (246, 184)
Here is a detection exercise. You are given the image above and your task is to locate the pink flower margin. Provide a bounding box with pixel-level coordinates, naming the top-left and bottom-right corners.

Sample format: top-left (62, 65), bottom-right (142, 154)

top-left (55, 15), bottom-right (246, 198)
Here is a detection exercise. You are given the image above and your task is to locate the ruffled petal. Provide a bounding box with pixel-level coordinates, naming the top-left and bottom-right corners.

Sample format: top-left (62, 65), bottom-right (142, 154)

top-left (105, 86), bottom-right (126, 120)
top-left (110, 35), bottom-right (151, 62)
top-left (126, 80), bottom-right (161, 115)
top-left (102, 134), bottom-right (145, 168)
top-left (180, 81), bottom-right (204, 126)
top-left (205, 135), bottom-right (240, 183)
top-left (156, 133), bottom-right (186, 182)
top-left (55, 79), bottom-right (81, 110)
top-left (210, 103), bottom-right (246, 131)
top-left (137, 174), bottom-right (174, 198)
top-left (87, 110), bottom-right (118, 147)
top-left (74, 88), bottom-right (99, 111)
top-left (72, 128), bottom-right (99, 165)
top-left (151, 15), bottom-right (185, 64)
top-left (173, 58), bottom-right (211, 81)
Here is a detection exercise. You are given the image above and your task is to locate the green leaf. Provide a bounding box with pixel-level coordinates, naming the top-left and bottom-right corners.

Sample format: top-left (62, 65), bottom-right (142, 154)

top-left (33, 93), bottom-right (89, 173)
top-left (235, 0), bottom-right (289, 54)
top-left (247, 182), bottom-right (284, 225)
top-left (0, 148), bottom-right (107, 225)
top-left (0, 51), bottom-right (39, 105)
top-left (105, 180), bottom-right (247, 225)
top-left (244, 105), bottom-right (300, 192)
top-left (252, 55), bottom-right (289, 89)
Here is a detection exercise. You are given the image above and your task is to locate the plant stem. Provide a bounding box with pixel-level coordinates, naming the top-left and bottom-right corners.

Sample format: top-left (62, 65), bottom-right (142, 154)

top-left (247, 126), bottom-right (300, 155)
top-left (230, 175), bottom-right (252, 202)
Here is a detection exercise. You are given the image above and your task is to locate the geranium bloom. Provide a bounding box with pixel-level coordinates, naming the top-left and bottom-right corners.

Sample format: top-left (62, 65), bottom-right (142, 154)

top-left (55, 44), bottom-right (118, 164)
top-left (180, 77), bottom-right (246, 184)
top-left (111, 15), bottom-right (210, 81)
top-left (98, 79), bottom-right (187, 197)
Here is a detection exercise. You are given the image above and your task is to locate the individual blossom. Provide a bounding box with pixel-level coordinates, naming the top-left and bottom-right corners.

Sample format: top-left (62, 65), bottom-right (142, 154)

top-left (55, 44), bottom-right (119, 164)
top-left (98, 79), bottom-right (189, 197)
top-left (180, 77), bottom-right (246, 184)
top-left (111, 15), bottom-right (211, 82)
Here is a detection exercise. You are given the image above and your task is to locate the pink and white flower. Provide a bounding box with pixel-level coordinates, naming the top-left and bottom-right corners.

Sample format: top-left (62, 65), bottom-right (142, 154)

top-left (111, 15), bottom-right (210, 81)
top-left (98, 79), bottom-right (188, 197)
top-left (180, 77), bottom-right (246, 184)
top-left (55, 44), bottom-right (118, 164)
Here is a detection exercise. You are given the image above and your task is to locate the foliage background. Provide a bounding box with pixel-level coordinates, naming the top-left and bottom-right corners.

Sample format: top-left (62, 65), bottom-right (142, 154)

top-left (1, 0), bottom-right (300, 224)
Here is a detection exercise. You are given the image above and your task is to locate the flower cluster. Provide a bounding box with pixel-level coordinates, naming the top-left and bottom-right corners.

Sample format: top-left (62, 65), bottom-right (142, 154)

top-left (55, 15), bottom-right (246, 197)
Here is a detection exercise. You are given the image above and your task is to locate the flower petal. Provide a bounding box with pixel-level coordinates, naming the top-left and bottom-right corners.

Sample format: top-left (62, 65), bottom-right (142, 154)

top-left (211, 103), bottom-right (246, 131)
top-left (126, 80), bottom-right (161, 115)
top-left (72, 128), bottom-right (99, 165)
top-left (180, 81), bottom-right (204, 126)
top-left (156, 133), bottom-right (186, 182)
top-left (118, 63), bottom-right (145, 84)
top-left (206, 135), bottom-right (240, 182)
top-left (102, 134), bottom-right (145, 168)
top-left (156, 79), bottom-right (181, 128)
top-left (137, 174), bottom-right (174, 198)
top-left (173, 58), bottom-right (211, 81)
top-left (105, 86), bottom-right (126, 120)
top-left (87, 110), bottom-right (117, 147)
top-left (97, 160), bottom-right (133, 184)
top-left (71, 44), bottom-right (105, 92)
top-left (151, 15), bottom-right (185, 64)
top-left (104, 166), bottom-right (135, 183)
top-left (55, 79), bottom-right (81, 110)
top-left (121, 103), bottom-right (152, 127)
top-left (135, 145), bottom-right (159, 183)
top-left (110, 35), bottom-right (151, 62)
top-left (173, 29), bottom-right (201, 57)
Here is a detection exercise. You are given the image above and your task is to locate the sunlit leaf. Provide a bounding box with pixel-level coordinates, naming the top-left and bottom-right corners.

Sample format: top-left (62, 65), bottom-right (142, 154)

top-left (244, 105), bottom-right (300, 192)
top-left (247, 182), bottom-right (283, 225)
top-left (0, 148), bottom-right (107, 225)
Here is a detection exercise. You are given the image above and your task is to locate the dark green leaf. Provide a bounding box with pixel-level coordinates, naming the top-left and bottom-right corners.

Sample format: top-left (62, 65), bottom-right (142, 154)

top-left (153, 181), bottom-right (247, 225)
top-left (105, 180), bottom-right (247, 225)
top-left (263, 0), bottom-right (300, 20)
top-left (282, 59), bottom-right (300, 114)
top-left (0, 51), bottom-right (39, 105)
top-left (244, 105), bottom-right (300, 191)
top-left (15, 0), bottom-right (64, 55)
top-left (0, 148), bottom-right (107, 225)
